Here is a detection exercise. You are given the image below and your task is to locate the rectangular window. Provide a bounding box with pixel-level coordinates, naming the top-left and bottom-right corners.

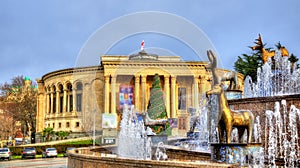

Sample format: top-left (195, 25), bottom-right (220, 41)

top-left (179, 118), bottom-right (186, 130)
top-left (58, 122), bottom-right (61, 128)
top-left (76, 93), bottom-right (82, 112)
top-left (60, 96), bottom-right (63, 113)
top-left (66, 122), bottom-right (70, 128)
top-left (76, 122), bottom-right (80, 127)
top-left (178, 88), bottom-right (186, 110)
top-left (70, 95), bottom-right (73, 112)
top-left (52, 123), bottom-right (55, 128)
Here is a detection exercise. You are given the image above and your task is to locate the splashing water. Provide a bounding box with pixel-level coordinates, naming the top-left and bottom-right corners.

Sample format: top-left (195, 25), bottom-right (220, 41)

top-left (244, 51), bottom-right (300, 98)
top-left (117, 105), bottom-right (152, 160)
top-left (265, 100), bottom-right (300, 167)
top-left (253, 116), bottom-right (262, 143)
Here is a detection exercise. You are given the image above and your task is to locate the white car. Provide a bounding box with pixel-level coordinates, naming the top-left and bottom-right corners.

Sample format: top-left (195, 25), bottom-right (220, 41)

top-left (42, 148), bottom-right (58, 158)
top-left (0, 148), bottom-right (12, 161)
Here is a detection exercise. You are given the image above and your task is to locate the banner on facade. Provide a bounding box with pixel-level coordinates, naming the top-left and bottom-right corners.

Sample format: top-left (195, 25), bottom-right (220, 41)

top-left (102, 113), bottom-right (117, 128)
top-left (119, 84), bottom-right (134, 109)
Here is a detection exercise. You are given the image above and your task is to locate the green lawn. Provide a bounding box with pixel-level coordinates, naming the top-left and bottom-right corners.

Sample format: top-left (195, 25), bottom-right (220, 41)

top-left (12, 153), bottom-right (65, 159)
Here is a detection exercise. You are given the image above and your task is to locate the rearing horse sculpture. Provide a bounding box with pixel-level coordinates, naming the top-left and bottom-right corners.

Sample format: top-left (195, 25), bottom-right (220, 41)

top-left (206, 83), bottom-right (254, 143)
top-left (251, 34), bottom-right (289, 64)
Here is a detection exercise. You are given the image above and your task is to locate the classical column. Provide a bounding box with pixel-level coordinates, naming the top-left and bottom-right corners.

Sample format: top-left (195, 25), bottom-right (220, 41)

top-left (46, 92), bottom-right (50, 114)
top-left (171, 75), bottom-right (176, 118)
top-left (199, 75), bottom-right (207, 96)
top-left (194, 76), bottom-right (199, 110)
top-left (141, 75), bottom-right (147, 112)
top-left (164, 75), bottom-right (170, 118)
top-left (134, 75), bottom-right (140, 111)
top-left (111, 75), bottom-right (117, 114)
top-left (72, 88), bottom-right (76, 112)
top-left (67, 90), bottom-right (70, 112)
top-left (63, 87), bottom-right (67, 113)
top-left (104, 75), bottom-right (110, 113)
top-left (56, 90), bottom-right (60, 114)
top-left (50, 89), bottom-right (54, 113)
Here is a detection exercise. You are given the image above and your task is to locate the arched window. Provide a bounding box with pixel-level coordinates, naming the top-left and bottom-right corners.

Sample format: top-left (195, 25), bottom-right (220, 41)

top-left (76, 82), bottom-right (83, 112)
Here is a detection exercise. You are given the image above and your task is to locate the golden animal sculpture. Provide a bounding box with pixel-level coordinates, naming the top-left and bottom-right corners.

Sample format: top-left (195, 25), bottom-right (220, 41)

top-left (206, 50), bottom-right (254, 143)
top-left (251, 34), bottom-right (289, 64)
top-left (206, 83), bottom-right (254, 143)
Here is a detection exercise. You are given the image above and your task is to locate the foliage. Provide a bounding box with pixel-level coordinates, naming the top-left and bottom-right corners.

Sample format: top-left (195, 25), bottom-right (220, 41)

top-left (42, 127), bottom-right (55, 141)
top-left (56, 131), bottom-right (70, 140)
top-left (147, 74), bottom-right (169, 134)
top-left (234, 40), bottom-right (299, 82)
top-left (234, 52), bottom-right (262, 82)
top-left (0, 76), bottom-right (37, 142)
top-left (288, 53), bottom-right (299, 71)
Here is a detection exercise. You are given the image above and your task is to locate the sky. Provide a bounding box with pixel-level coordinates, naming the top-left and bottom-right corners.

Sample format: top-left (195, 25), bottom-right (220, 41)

top-left (1, 0), bottom-right (300, 85)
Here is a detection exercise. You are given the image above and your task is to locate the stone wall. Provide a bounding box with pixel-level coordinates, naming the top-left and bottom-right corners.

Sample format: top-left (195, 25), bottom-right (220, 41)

top-left (228, 94), bottom-right (300, 150)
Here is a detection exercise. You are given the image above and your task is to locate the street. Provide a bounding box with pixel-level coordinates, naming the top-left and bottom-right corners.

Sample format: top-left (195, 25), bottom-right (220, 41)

top-left (0, 157), bottom-right (67, 168)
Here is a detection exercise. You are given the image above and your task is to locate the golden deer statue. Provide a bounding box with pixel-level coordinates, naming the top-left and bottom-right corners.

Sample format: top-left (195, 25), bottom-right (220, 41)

top-left (206, 83), bottom-right (254, 143)
top-left (251, 34), bottom-right (289, 64)
top-left (206, 50), bottom-right (254, 143)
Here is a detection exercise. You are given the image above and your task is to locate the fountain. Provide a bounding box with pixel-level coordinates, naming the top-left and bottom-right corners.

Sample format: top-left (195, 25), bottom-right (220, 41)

top-left (117, 105), bottom-right (152, 160)
top-left (68, 44), bottom-right (299, 167)
top-left (244, 50), bottom-right (300, 98)
top-left (233, 35), bottom-right (300, 167)
top-left (265, 100), bottom-right (300, 167)
top-left (204, 50), bottom-right (264, 167)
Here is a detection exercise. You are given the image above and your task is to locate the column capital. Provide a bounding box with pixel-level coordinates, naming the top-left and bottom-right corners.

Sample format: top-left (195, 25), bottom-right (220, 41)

top-left (171, 75), bottom-right (176, 83)
top-left (135, 75), bottom-right (140, 80)
top-left (141, 75), bottom-right (147, 83)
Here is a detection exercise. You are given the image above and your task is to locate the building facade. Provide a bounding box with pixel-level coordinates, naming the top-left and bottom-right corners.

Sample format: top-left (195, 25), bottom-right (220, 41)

top-left (35, 51), bottom-right (244, 142)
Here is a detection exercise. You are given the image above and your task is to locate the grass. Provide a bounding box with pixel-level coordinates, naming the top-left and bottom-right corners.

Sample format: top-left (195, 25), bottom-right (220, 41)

top-left (12, 154), bottom-right (65, 159)
top-left (61, 139), bottom-right (93, 145)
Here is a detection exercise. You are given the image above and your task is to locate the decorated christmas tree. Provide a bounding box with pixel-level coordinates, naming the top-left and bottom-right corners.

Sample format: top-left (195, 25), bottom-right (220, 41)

top-left (147, 73), bottom-right (169, 134)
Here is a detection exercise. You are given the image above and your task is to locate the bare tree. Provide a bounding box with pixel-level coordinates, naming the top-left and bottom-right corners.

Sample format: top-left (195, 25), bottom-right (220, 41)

top-left (0, 76), bottom-right (37, 143)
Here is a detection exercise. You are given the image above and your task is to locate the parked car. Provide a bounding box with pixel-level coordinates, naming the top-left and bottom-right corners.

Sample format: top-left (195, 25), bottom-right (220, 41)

top-left (22, 147), bottom-right (36, 159)
top-left (64, 147), bottom-right (75, 157)
top-left (0, 148), bottom-right (12, 161)
top-left (42, 148), bottom-right (58, 158)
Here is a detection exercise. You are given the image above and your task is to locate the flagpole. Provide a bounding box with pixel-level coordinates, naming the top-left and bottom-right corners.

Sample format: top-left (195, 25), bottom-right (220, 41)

top-left (141, 40), bottom-right (145, 50)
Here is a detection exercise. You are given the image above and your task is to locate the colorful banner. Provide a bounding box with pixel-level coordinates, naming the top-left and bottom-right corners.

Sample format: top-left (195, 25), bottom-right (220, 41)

top-left (119, 84), bottom-right (134, 109)
top-left (102, 113), bottom-right (117, 128)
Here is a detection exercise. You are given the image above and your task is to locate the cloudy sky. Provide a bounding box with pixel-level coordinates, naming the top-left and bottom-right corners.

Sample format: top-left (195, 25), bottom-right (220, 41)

top-left (1, 0), bottom-right (300, 84)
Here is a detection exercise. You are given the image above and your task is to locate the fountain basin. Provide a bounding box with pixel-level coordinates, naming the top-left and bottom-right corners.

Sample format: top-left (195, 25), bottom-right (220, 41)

top-left (67, 146), bottom-right (239, 168)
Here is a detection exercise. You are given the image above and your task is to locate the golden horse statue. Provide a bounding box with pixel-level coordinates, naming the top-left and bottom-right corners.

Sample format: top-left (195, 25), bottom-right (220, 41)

top-left (206, 83), bottom-right (254, 143)
top-left (251, 34), bottom-right (289, 64)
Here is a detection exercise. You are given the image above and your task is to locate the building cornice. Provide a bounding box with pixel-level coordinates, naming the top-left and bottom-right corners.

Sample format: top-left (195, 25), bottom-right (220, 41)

top-left (41, 66), bottom-right (103, 82)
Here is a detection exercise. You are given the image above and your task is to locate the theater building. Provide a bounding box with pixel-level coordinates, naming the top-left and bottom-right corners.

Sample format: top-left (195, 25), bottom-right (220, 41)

top-left (35, 50), bottom-right (243, 142)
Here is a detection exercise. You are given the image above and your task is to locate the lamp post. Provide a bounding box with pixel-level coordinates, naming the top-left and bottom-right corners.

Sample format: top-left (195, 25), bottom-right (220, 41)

top-left (93, 109), bottom-right (96, 148)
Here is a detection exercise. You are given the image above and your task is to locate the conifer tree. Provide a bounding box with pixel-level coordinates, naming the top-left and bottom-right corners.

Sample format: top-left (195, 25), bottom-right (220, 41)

top-left (147, 73), bottom-right (168, 134)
